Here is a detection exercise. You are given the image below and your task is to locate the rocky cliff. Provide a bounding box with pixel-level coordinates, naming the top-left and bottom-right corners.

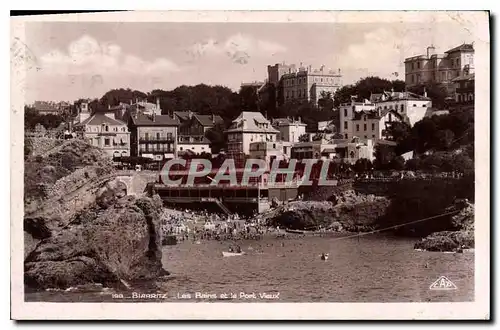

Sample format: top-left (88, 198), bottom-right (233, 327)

top-left (23, 139), bottom-right (167, 290)
top-left (25, 195), bottom-right (167, 290)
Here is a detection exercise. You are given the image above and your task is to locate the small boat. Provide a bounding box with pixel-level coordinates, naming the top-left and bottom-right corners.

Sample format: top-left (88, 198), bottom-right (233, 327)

top-left (285, 229), bottom-right (306, 234)
top-left (320, 253), bottom-right (329, 261)
top-left (222, 251), bottom-right (245, 257)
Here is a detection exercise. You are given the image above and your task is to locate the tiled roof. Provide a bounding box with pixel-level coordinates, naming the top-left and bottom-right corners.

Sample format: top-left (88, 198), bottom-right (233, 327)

top-left (78, 113), bottom-right (127, 126)
top-left (173, 111), bottom-right (191, 121)
top-left (272, 117), bottom-right (307, 127)
top-left (225, 111), bottom-right (279, 134)
top-left (371, 91), bottom-right (431, 102)
top-left (130, 112), bottom-right (179, 126)
top-left (194, 114), bottom-right (224, 126)
top-left (451, 73), bottom-right (475, 82)
top-left (445, 43), bottom-right (474, 54)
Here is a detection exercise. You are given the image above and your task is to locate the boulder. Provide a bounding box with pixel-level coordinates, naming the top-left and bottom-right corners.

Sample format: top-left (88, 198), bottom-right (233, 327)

top-left (24, 195), bottom-right (167, 290)
top-left (414, 230), bottom-right (474, 252)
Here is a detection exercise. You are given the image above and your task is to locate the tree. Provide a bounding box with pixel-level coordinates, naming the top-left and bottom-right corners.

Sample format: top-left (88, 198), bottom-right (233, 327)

top-left (390, 156), bottom-right (406, 171)
top-left (318, 91), bottom-right (334, 112)
top-left (407, 82), bottom-right (449, 109)
top-left (434, 129), bottom-right (455, 151)
top-left (452, 153), bottom-right (474, 174)
top-left (405, 158), bottom-right (421, 171)
top-left (298, 133), bottom-right (310, 142)
top-left (354, 158), bottom-right (373, 173)
top-left (205, 122), bottom-right (226, 154)
top-left (239, 85), bottom-right (260, 112)
top-left (373, 144), bottom-right (397, 170)
top-left (333, 77), bottom-right (406, 107)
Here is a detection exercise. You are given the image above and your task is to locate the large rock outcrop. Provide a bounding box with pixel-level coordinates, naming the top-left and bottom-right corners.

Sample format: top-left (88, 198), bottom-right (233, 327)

top-left (25, 195), bottom-right (167, 290)
top-left (414, 200), bottom-right (474, 252)
top-left (266, 190), bottom-right (390, 232)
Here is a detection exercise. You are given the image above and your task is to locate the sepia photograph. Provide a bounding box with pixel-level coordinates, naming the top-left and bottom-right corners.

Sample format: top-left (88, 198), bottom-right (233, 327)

top-left (10, 10), bottom-right (490, 320)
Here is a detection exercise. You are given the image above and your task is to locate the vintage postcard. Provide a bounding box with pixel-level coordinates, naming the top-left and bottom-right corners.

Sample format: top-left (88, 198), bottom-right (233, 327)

top-left (11, 11), bottom-right (490, 320)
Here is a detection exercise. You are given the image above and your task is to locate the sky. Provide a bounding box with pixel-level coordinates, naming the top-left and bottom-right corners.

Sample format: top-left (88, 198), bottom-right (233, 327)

top-left (23, 19), bottom-right (476, 103)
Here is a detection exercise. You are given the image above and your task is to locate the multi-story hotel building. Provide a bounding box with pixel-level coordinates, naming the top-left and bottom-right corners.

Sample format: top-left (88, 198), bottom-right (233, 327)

top-left (404, 43), bottom-right (474, 94)
top-left (128, 112), bottom-right (179, 161)
top-left (267, 63), bottom-right (342, 106)
top-left (339, 91), bottom-right (432, 140)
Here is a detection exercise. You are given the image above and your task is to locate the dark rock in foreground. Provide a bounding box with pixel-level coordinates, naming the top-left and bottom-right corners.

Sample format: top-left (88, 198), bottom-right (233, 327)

top-left (414, 230), bottom-right (474, 251)
top-left (25, 195), bottom-right (166, 290)
top-left (414, 201), bottom-right (474, 252)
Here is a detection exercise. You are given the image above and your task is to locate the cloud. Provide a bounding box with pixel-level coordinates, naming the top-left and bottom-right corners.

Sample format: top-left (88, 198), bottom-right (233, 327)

top-left (336, 26), bottom-right (476, 84)
top-left (39, 35), bottom-right (180, 76)
top-left (185, 33), bottom-right (286, 64)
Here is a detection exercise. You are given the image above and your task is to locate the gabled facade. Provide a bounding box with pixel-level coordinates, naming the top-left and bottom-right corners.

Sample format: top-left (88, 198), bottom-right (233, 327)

top-left (225, 112), bottom-right (279, 156)
top-left (74, 113), bottom-right (130, 158)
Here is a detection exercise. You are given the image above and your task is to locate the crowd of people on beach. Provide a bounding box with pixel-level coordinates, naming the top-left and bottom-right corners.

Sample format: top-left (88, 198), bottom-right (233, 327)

top-left (160, 208), bottom-right (269, 242)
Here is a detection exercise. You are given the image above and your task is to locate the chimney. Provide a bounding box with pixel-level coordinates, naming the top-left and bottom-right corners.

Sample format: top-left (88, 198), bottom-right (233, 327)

top-left (108, 104), bottom-right (111, 110)
top-left (211, 114), bottom-right (215, 124)
top-left (427, 45), bottom-right (436, 59)
top-left (130, 99), bottom-right (132, 105)
top-left (424, 87), bottom-right (427, 98)
top-left (152, 111), bottom-right (156, 122)
top-left (156, 97), bottom-right (160, 110)
top-left (188, 110), bottom-right (193, 119)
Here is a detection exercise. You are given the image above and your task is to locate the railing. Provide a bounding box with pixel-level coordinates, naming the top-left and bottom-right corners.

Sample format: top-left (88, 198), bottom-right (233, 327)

top-left (139, 137), bottom-right (175, 143)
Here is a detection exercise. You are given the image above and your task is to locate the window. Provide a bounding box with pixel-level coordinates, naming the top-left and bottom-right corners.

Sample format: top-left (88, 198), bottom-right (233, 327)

top-left (344, 121), bottom-right (348, 129)
top-left (286, 91), bottom-right (289, 98)
top-left (145, 133), bottom-right (149, 140)
top-left (104, 138), bottom-right (110, 146)
top-left (372, 135), bottom-right (375, 138)
top-left (356, 124), bottom-right (359, 132)
top-left (363, 124), bottom-right (367, 131)
top-left (180, 147), bottom-right (183, 151)
top-left (411, 75), bottom-right (415, 83)
top-left (291, 91), bottom-right (294, 98)
top-left (413, 104), bottom-right (417, 107)
top-left (344, 109), bottom-right (348, 117)
top-left (417, 62), bottom-right (420, 69)
top-left (364, 135), bottom-right (367, 139)
top-left (298, 90), bottom-right (301, 97)
top-left (156, 132), bottom-right (160, 140)
top-left (400, 104), bottom-right (404, 112)
top-left (167, 132), bottom-right (173, 140)
top-left (345, 134), bottom-right (348, 139)
top-left (384, 106), bottom-right (387, 110)
top-left (105, 125), bottom-right (109, 132)
top-left (352, 106), bottom-right (355, 111)
top-left (273, 143), bottom-right (276, 149)
top-left (371, 123), bottom-right (375, 130)
top-left (122, 127), bottom-right (126, 132)
top-left (364, 116), bottom-right (367, 121)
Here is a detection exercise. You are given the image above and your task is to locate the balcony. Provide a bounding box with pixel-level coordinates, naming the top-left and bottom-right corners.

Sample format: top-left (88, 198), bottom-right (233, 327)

top-left (140, 148), bottom-right (174, 154)
top-left (139, 137), bottom-right (175, 143)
